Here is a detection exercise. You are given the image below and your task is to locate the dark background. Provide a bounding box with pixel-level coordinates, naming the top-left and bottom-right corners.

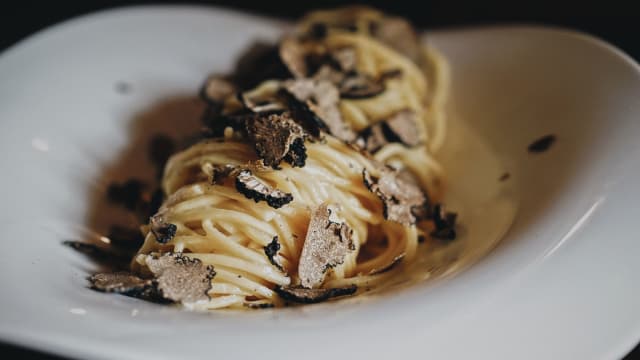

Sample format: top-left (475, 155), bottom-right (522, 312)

top-left (1, 1), bottom-right (638, 359)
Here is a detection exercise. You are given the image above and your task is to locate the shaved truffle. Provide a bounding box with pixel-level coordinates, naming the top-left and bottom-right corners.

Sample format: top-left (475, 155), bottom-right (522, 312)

top-left (246, 112), bottom-right (307, 168)
top-left (430, 204), bottom-right (457, 241)
top-left (283, 78), bottom-right (316, 101)
top-left (145, 253), bottom-right (216, 304)
top-left (383, 110), bottom-right (420, 147)
top-left (279, 37), bottom-right (308, 78)
top-left (264, 236), bottom-right (284, 271)
top-left (339, 73), bottom-right (385, 99)
top-left (235, 169), bottom-right (293, 209)
top-left (363, 167), bottom-right (427, 226)
top-left (281, 80), bottom-right (325, 137)
top-left (357, 111), bottom-right (421, 152)
top-left (274, 285), bottom-right (357, 304)
top-left (283, 79), bottom-right (356, 142)
top-left (200, 75), bottom-right (236, 105)
top-left (298, 203), bottom-right (354, 289)
top-left (89, 272), bottom-right (152, 295)
top-left (357, 122), bottom-right (388, 153)
top-left (283, 137), bottom-right (307, 168)
top-left (149, 216), bottom-right (177, 244)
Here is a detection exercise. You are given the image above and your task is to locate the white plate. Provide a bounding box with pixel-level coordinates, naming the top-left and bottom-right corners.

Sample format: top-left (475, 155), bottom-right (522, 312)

top-left (1, 5), bottom-right (639, 360)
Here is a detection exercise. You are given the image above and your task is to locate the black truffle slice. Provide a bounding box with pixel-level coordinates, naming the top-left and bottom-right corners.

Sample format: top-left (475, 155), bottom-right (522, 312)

top-left (356, 110), bottom-right (420, 152)
top-left (200, 75), bottom-right (236, 105)
top-left (281, 79), bottom-right (326, 137)
top-left (363, 167), bottom-right (428, 226)
top-left (89, 272), bottom-right (152, 295)
top-left (339, 73), bottom-right (385, 99)
top-left (235, 169), bottom-right (293, 209)
top-left (145, 253), bottom-right (216, 304)
top-left (430, 204), bottom-right (457, 241)
top-left (298, 203), bottom-right (354, 289)
top-left (264, 236), bottom-right (284, 271)
top-left (283, 79), bottom-right (356, 142)
top-left (149, 215), bottom-right (177, 244)
top-left (283, 137), bottom-right (307, 168)
top-left (274, 285), bottom-right (357, 304)
top-left (246, 112), bottom-right (307, 168)
top-left (383, 110), bottom-right (420, 147)
top-left (356, 123), bottom-right (388, 153)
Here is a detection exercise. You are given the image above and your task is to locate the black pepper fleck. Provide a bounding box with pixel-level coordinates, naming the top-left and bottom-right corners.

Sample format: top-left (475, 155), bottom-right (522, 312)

top-left (528, 134), bottom-right (556, 153)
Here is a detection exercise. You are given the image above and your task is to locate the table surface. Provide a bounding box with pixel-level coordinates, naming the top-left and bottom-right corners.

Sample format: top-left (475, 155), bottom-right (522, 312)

top-left (1, 1), bottom-right (638, 359)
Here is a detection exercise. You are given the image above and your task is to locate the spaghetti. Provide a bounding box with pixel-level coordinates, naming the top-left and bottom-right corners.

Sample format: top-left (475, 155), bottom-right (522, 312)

top-left (90, 6), bottom-right (457, 310)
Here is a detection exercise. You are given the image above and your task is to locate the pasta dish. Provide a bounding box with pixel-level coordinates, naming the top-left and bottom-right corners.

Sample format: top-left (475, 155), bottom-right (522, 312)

top-left (78, 6), bottom-right (458, 310)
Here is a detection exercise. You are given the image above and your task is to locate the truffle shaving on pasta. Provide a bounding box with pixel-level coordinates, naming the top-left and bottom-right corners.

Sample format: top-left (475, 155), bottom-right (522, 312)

top-left (83, 6), bottom-right (457, 310)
